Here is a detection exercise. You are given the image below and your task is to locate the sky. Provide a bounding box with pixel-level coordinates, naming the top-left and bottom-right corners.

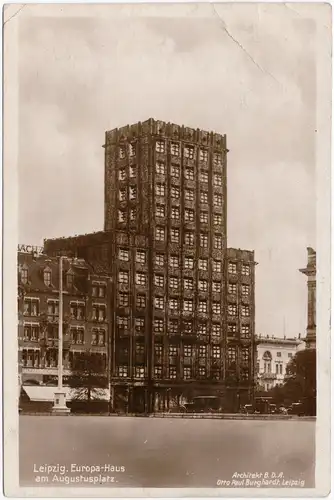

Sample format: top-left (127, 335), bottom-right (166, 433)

top-left (18, 4), bottom-right (316, 338)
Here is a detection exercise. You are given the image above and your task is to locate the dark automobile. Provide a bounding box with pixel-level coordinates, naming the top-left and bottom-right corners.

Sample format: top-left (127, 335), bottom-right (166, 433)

top-left (288, 402), bottom-right (305, 416)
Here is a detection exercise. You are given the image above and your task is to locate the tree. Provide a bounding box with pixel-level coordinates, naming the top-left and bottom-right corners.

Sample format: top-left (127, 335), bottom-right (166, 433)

top-left (68, 351), bottom-right (108, 403)
top-left (265, 349), bottom-right (316, 413)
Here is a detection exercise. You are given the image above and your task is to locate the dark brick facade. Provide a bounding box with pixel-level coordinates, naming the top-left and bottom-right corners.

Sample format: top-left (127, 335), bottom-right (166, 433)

top-left (44, 118), bottom-right (256, 413)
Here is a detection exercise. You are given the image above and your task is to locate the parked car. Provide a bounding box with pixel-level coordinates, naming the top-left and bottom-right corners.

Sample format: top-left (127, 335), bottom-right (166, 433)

top-left (288, 402), bottom-right (305, 416)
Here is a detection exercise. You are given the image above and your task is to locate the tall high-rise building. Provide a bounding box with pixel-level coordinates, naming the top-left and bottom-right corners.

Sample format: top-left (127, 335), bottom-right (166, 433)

top-left (45, 118), bottom-right (256, 413)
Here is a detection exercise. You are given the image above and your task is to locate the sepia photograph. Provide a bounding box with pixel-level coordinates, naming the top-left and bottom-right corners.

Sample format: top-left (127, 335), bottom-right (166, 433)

top-left (3, 2), bottom-right (331, 496)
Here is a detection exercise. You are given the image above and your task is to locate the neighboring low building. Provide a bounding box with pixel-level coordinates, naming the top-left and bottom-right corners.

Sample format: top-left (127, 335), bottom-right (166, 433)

top-left (18, 247), bottom-right (112, 386)
top-left (256, 334), bottom-right (305, 391)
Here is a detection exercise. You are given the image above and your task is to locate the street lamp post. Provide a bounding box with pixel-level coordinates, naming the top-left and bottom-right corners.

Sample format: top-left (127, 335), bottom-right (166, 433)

top-left (52, 256), bottom-right (70, 414)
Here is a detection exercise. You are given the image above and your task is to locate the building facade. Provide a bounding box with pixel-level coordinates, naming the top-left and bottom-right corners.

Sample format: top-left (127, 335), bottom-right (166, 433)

top-left (256, 334), bottom-right (305, 391)
top-left (44, 118), bottom-right (257, 413)
top-left (299, 247), bottom-right (316, 349)
top-left (18, 248), bottom-right (111, 386)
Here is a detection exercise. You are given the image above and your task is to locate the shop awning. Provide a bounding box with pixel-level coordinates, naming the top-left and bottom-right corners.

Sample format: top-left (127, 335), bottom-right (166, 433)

top-left (22, 386), bottom-right (110, 402)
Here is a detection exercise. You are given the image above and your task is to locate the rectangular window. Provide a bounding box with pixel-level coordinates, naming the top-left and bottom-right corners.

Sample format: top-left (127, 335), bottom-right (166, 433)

top-left (170, 142), bottom-right (180, 156)
top-left (242, 284), bottom-right (250, 296)
top-left (117, 316), bottom-right (129, 329)
top-left (91, 330), bottom-right (98, 345)
top-left (169, 345), bottom-right (177, 356)
top-left (200, 171), bottom-right (208, 183)
top-left (200, 149), bottom-right (208, 162)
top-left (242, 264), bottom-right (250, 276)
top-left (169, 320), bottom-right (178, 334)
top-left (184, 209), bottom-right (194, 222)
top-left (119, 248), bottom-right (129, 261)
top-left (171, 164), bottom-right (180, 178)
top-left (199, 345), bottom-right (207, 358)
top-left (184, 367), bottom-right (192, 380)
top-left (214, 173), bottom-right (222, 186)
top-left (184, 256), bottom-right (194, 269)
top-left (212, 302), bottom-right (221, 315)
top-left (184, 232), bottom-right (194, 246)
top-left (24, 299), bottom-right (40, 316)
top-left (228, 262), bottom-right (237, 274)
top-left (212, 324), bottom-right (221, 338)
top-left (155, 344), bottom-right (163, 358)
top-left (213, 152), bottom-right (222, 166)
top-left (135, 367), bottom-right (145, 379)
top-left (118, 365), bottom-right (128, 378)
top-left (198, 324), bottom-right (207, 336)
top-left (169, 277), bottom-right (179, 289)
top-left (119, 146), bottom-right (126, 159)
top-left (214, 235), bottom-right (222, 249)
top-left (279, 364), bottom-right (283, 374)
top-left (136, 273), bottom-right (147, 286)
top-left (130, 208), bottom-right (136, 221)
top-left (169, 366), bottom-right (177, 379)
top-left (135, 344), bottom-right (145, 356)
top-left (184, 146), bottom-right (195, 159)
top-left (156, 184), bottom-right (165, 197)
top-left (200, 233), bottom-right (208, 248)
top-left (156, 204), bottom-right (165, 218)
top-left (170, 228), bottom-right (180, 243)
top-left (228, 283), bottom-right (237, 294)
top-left (184, 321), bottom-right (193, 334)
top-left (184, 345), bottom-right (193, 357)
top-left (47, 301), bottom-right (59, 318)
top-left (154, 319), bottom-right (164, 333)
top-left (119, 188), bottom-right (127, 201)
top-left (212, 346), bottom-right (221, 359)
top-left (156, 161), bottom-right (165, 175)
top-left (183, 299), bottom-right (193, 312)
top-left (184, 277), bottom-right (193, 290)
top-left (213, 260), bottom-right (222, 273)
top-left (241, 325), bottom-right (251, 338)
top-left (171, 207), bottom-right (180, 220)
top-left (156, 140), bottom-right (165, 153)
top-left (135, 318), bottom-right (145, 332)
top-left (155, 253), bottom-right (164, 266)
top-left (71, 328), bottom-right (85, 345)
top-left (241, 305), bottom-right (250, 317)
top-left (198, 280), bottom-right (208, 292)
top-left (214, 194), bottom-right (223, 206)
top-left (200, 191), bottom-right (208, 204)
top-left (185, 189), bottom-right (194, 202)
top-left (228, 304), bottom-right (237, 316)
top-left (136, 250), bottom-right (146, 264)
top-left (118, 271), bottom-right (129, 284)
top-left (129, 165), bottom-right (136, 178)
top-left (118, 210), bottom-right (126, 223)
top-left (70, 303), bottom-right (85, 320)
top-left (118, 293), bottom-right (129, 308)
top-left (155, 227), bottom-right (165, 241)
top-left (213, 214), bottom-right (222, 226)
top-left (212, 281), bottom-right (221, 293)
top-left (185, 168), bottom-right (194, 180)
top-left (228, 324), bottom-right (237, 335)
top-left (155, 297), bottom-right (164, 309)
top-left (198, 300), bottom-right (207, 313)
top-left (154, 366), bottom-right (163, 378)
top-left (171, 186), bottom-right (180, 198)
top-left (199, 259), bottom-right (208, 271)
top-left (169, 298), bottom-right (179, 311)
top-left (200, 211), bottom-right (208, 224)
top-left (169, 255), bottom-right (179, 268)
top-left (277, 352), bottom-right (282, 358)
top-left (118, 168), bottom-right (126, 181)
top-left (136, 295), bottom-right (146, 309)
top-left (154, 274), bottom-right (164, 287)
top-left (98, 330), bottom-right (106, 346)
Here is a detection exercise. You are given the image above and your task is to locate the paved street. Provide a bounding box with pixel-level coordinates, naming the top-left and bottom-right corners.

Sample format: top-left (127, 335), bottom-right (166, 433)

top-left (20, 416), bottom-right (315, 488)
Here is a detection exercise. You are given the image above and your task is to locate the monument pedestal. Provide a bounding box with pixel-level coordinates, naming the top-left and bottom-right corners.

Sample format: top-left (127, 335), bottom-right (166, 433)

top-left (52, 391), bottom-right (70, 415)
